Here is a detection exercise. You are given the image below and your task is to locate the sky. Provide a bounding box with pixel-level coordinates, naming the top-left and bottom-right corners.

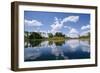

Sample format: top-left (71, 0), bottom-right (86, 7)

top-left (24, 11), bottom-right (90, 38)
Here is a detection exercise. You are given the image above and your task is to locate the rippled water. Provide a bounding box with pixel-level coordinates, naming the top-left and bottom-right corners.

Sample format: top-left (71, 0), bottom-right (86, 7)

top-left (24, 39), bottom-right (90, 62)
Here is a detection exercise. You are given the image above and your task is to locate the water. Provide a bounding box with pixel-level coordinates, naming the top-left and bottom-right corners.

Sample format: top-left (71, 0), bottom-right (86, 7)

top-left (24, 39), bottom-right (90, 62)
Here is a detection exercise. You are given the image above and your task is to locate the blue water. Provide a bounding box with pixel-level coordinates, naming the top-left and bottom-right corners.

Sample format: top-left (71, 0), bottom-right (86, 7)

top-left (24, 39), bottom-right (90, 62)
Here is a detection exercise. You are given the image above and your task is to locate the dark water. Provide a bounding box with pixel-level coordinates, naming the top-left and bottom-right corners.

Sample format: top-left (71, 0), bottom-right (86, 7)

top-left (24, 39), bottom-right (90, 62)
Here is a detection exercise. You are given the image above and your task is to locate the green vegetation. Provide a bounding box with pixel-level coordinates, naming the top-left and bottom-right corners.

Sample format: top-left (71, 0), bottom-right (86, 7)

top-left (48, 32), bottom-right (65, 41)
top-left (79, 32), bottom-right (90, 39)
top-left (48, 33), bottom-right (53, 38)
top-left (24, 31), bottom-right (90, 48)
top-left (55, 32), bottom-right (65, 37)
top-left (29, 32), bottom-right (43, 39)
top-left (24, 31), bottom-right (90, 42)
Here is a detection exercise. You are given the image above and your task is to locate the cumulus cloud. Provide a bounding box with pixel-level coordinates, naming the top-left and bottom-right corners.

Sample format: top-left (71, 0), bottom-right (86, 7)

top-left (80, 30), bottom-right (90, 36)
top-left (81, 24), bottom-right (90, 30)
top-left (67, 28), bottom-right (79, 38)
top-left (25, 19), bottom-right (43, 26)
top-left (50, 16), bottom-right (79, 34)
top-left (64, 26), bottom-right (71, 29)
top-left (61, 16), bottom-right (79, 24)
top-left (24, 19), bottom-right (43, 32)
top-left (69, 28), bottom-right (79, 34)
top-left (50, 17), bottom-right (63, 33)
top-left (80, 24), bottom-right (90, 36)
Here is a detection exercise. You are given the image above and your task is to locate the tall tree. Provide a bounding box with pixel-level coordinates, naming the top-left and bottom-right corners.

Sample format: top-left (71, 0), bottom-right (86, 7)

top-left (29, 32), bottom-right (43, 39)
top-left (54, 32), bottom-right (65, 37)
top-left (48, 33), bottom-right (53, 38)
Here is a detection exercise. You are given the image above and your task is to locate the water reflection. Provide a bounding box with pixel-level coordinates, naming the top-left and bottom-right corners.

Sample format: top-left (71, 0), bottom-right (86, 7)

top-left (25, 40), bottom-right (42, 47)
top-left (24, 39), bottom-right (90, 62)
top-left (24, 47), bottom-right (41, 61)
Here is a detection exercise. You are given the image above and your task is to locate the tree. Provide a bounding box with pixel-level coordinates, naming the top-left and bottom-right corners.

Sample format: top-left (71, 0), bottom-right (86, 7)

top-left (79, 32), bottom-right (90, 39)
top-left (29, 32), bottom-right (43, 39)
top-left (54, 32), bottom-right (65, 37)
top-left (48, 33), bottom-right (53, 38)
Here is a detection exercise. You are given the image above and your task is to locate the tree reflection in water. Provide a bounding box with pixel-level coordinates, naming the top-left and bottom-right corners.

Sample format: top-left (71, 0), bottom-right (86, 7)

top-left (24, 39), bottom-right (90, 61)
top-left (25, 40), bottom-right (65, 48)
top-left (25, 40), bottom-right (42, 48)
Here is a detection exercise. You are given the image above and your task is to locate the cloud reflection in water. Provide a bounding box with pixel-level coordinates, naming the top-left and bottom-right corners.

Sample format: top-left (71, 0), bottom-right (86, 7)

top-left (24, 39), bottom-right (90, 61)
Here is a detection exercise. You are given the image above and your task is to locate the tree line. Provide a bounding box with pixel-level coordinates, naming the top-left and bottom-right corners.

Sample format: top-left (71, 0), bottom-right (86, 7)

top-left (24, 31), bottom-right (90, 40)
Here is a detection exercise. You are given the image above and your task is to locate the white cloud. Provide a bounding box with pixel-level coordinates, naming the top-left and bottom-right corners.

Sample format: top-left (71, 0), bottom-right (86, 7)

top-left (80, 30), bottom-right (90, 36)
top-left (51, 16), bottom-right (79, 34)
top-left (67, 28), bottom-right (79, 38)
top-left (61, 16), bottom-right (79, 24)
top-left (81, 24), bottom-right (90, 30)
top-left (24, 19), bottom-right (43, 32)
top-left (50, 17), bottom-right (63, 33)
top-left (69, 28), bottom-right (79, 34)
top-left (64, 26), bottom-right (71, 29)
top-left (25, 19), bottom-right (43, 27)
top-left (80, 24), bottom-right (90, 36)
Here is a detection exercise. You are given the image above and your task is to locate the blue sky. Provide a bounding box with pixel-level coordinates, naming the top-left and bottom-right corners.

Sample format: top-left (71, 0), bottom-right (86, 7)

top-left (24, 11), bottom-right (90, 38)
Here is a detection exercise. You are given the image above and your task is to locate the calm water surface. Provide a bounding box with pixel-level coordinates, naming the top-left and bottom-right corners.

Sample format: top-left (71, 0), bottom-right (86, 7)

top-left (24, 39), bottom-right (90, 62)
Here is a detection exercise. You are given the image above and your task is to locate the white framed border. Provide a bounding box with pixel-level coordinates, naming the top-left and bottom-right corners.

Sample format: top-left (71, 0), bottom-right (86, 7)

top-left (18, 5), bottom-right (96, 68)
